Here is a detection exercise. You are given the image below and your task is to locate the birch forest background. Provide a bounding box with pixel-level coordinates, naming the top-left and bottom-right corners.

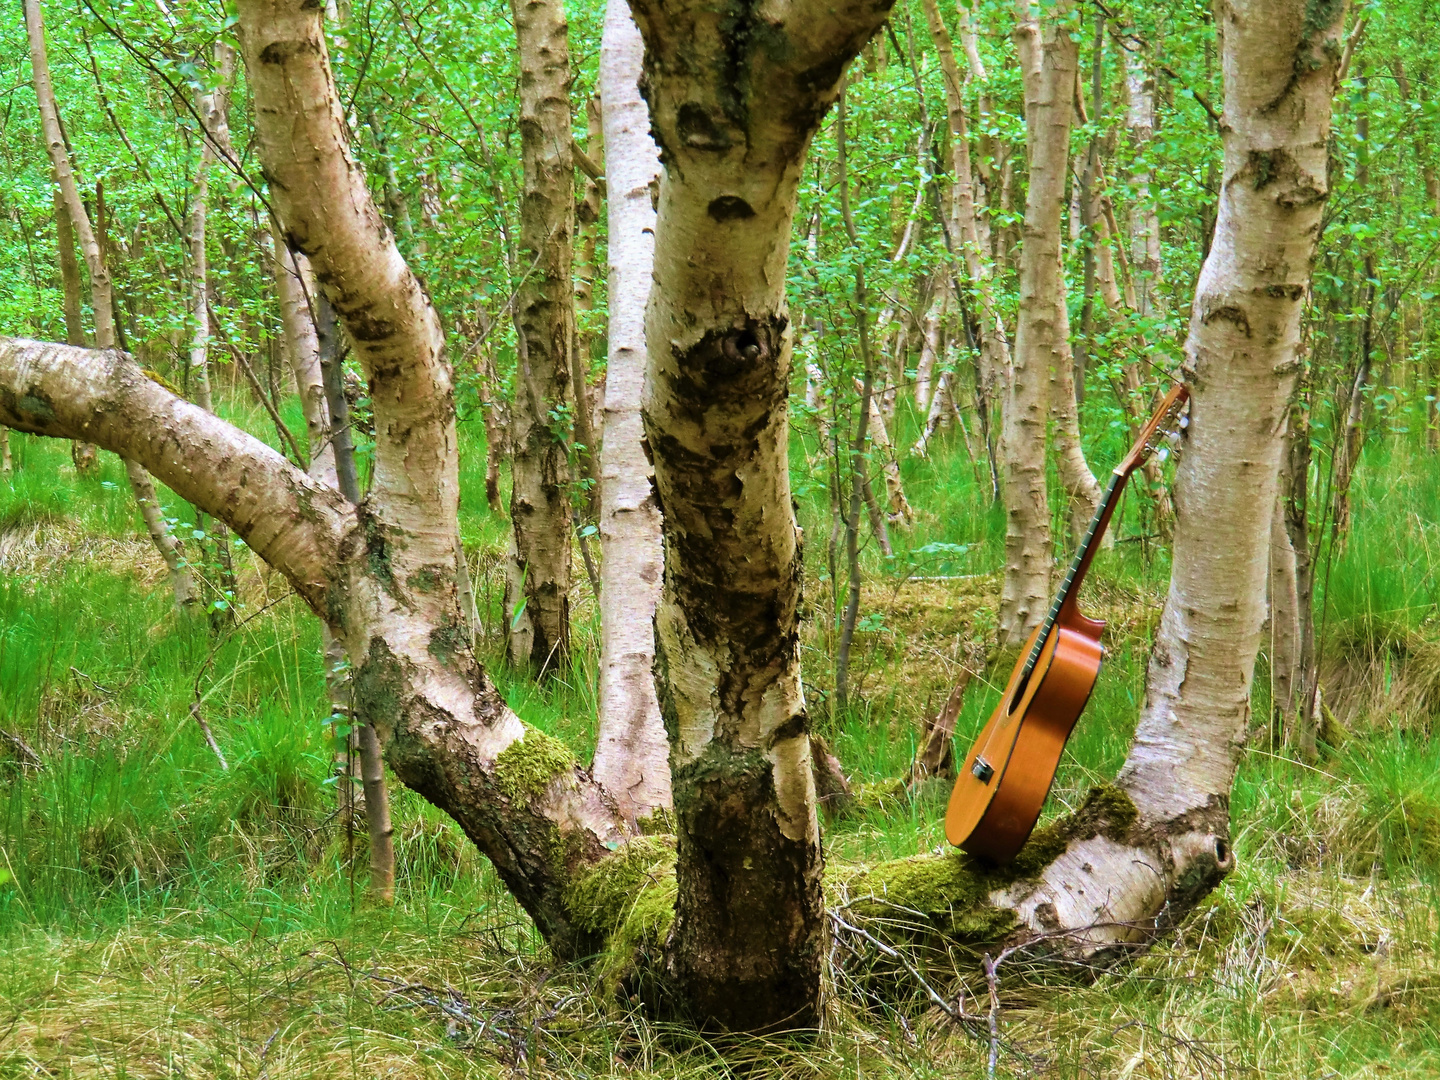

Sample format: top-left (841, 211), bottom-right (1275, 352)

top-left (0, 0), bottom-right (1438, 1073)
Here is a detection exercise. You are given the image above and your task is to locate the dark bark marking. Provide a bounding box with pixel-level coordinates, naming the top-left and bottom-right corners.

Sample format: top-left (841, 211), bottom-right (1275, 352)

top-left (667, 741), bottom-right (823, 1031)
top-left (706, 195), bottom-right (755, 221)
top-left (677, 103), bottom-right (733, 151)
top-left (1201, 302), bottom-right (1253, 337)
top-left (257, 40), bottom-right (321, 66)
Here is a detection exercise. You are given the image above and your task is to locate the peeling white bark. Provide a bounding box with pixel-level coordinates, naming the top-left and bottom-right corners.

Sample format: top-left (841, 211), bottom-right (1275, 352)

top-left (628, 0), bottom-right (894, 1029)
top-left (995, 0), bottom-right (1348, 948)
top-left (591, 0), bottom-right (672, 825)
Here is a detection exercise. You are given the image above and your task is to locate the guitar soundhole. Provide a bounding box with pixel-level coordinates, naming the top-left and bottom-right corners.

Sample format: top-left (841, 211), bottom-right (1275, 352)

top-left (1006, 668), bottom-right (1032, 715)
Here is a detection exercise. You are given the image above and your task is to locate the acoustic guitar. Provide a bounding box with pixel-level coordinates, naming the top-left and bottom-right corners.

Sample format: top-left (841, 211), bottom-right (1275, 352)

top-left (944, 384), bottom-right (1190, 862)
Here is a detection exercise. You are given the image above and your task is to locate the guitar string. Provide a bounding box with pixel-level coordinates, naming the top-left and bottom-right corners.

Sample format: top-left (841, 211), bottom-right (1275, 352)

top-left (969, 395), bottom-right (1185, 776)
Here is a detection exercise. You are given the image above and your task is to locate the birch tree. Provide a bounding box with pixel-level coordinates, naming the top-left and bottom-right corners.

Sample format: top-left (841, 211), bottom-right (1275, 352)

top-left (505, 0), bottom-right (577, 674)
top-left (589, 0), bottom-right (671, 825)
top-left (998, 0), bottom-right (1075, 642)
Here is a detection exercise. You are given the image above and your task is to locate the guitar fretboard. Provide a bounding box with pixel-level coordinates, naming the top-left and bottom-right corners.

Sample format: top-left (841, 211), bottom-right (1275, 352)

top-left (1016, 470), bottom-right (1123, 691)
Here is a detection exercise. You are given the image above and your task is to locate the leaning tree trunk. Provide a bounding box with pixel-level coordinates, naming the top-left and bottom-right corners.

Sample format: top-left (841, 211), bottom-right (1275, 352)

top-left (589, 0), bottom-right (672, 827)
top-left (24, 0), bottom-right (194, 608)
top-left (627, 0), bottom-right (895, 1030)
top-left (505, 0), bottom-right (576, 675)
top-left (993, 0), bottom-right (1348, 945)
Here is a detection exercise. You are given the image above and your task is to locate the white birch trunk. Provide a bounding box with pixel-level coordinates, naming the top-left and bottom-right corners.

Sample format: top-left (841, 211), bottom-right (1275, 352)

top-left (998, 0), bottom-right (1070, 642)
top-left (506, 0), bottom-right (576, 674)
top-left (993, 0), bottom-right (1348, 948)
top-left (627, 0), bottom-right (890, 1029)
top-left (590, 0), bottom-right (672, 826)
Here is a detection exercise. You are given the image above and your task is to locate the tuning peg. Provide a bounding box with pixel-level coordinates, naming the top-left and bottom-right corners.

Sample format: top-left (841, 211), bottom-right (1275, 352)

top-left (1178, 414), bottom-right (1190, 430)
top-left (1156, 447), bottom-right (1170, 463)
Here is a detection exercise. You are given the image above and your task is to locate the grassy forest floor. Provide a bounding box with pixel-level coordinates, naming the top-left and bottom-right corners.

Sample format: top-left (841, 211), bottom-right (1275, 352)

top-left (2, 397), bottom-right (1440, 1078)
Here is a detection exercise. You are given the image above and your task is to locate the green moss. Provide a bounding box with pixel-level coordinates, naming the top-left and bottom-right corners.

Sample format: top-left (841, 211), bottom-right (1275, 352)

top-left (830, 784), bottom-right (1139, 950)
top-left (635, 807), bottom-right (674, 836)
top-left (352, 638), bottom-right (404, 734)
top-left (140, 368), bottom-right (182, 397)
top-left (597, 864), bottom-right (678, 998)
top-left (359, 509), bottom-right (397, 593)
top-left (492, 727), bottom-right (575, 801)
top-left (1013, 782), bottom-right (1139, 877)
top-left (427, 617), bottom-right (467, 665)
top-left (832, 852), bottom-right (1016, 944)
top-left (409, 565), bottom-right (446, 594)
top-left (563, 836), bottom-right (676, 936)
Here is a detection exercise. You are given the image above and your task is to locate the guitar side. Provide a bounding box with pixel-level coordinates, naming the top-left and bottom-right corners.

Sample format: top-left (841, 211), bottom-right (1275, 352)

top-left (945, 624), bottom-right (1104, 862)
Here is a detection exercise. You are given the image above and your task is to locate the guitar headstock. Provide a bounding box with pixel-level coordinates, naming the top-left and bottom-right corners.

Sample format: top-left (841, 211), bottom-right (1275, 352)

top-left (1117, 384), bottom-right (1190, 477)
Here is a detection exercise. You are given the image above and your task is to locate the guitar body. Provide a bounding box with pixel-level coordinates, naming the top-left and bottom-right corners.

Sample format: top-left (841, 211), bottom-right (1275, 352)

top-left (944, 610), bottom-right (1105, 862)
top-left (943, 384), bottom-right (1189, 864)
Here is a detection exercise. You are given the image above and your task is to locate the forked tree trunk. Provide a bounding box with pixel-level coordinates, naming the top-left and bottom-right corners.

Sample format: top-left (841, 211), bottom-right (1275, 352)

top-left (590, 0), bottom-right (672, 826)
top-left (506, 0), bottom-right (576, 675)
top-left (25, 0), bottom-right (194, 608)
top-left (627, 0), bottom-right (894, 1029)
top-left (1015, 2), bottom-right (1102, 547)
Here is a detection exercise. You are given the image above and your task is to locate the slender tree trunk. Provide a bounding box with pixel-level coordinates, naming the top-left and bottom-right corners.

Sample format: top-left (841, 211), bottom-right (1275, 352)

top-left (998, 0), bottom-right (1077, 643)
top-left (835, 89), bottom-right (883, 716)
top-left (921, 0), bottom-right (1007, 506)
top-left (1016, 6), bottom-right (1101, 546)
top-left (477, 348), bottom-right (509, 512)
top-left (1283, 379), bottom-right (1320, 753)
top-left (572, 93), bottom-right (604, 521)
top-left (25, 0), bottom-right (194, 608)
top-left (53, 190), bottom-right (98, 474)
top-left (590, 0), bottom-right (671, 826)
top-left (1268, 487), bottom-right (1303, 749)
top-left (914, 278), bottom-right (945, 413)
top-left (273, 228), bottom-right (395, 895)
top-left (506, 0), bottom-right (576, 675)
top-left (857, 377), bottom-right (913, 525)
top-left (366, 111), bottom-right (414, 240)
top-left (188, 45), bottom-right (241, 625)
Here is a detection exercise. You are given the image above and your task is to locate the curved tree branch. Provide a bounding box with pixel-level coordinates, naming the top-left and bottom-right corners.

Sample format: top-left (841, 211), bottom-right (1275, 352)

top-left (0, 337), bottom-right (351, 609)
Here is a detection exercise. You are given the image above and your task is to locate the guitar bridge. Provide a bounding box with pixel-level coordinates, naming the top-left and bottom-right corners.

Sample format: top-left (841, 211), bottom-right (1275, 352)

top-left (971, 756), bottom-right (995, 783)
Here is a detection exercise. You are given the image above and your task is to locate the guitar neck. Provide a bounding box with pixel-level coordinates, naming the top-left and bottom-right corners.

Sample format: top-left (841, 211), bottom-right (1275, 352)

top-left (1017, 469), bottom-right (1127, 686)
